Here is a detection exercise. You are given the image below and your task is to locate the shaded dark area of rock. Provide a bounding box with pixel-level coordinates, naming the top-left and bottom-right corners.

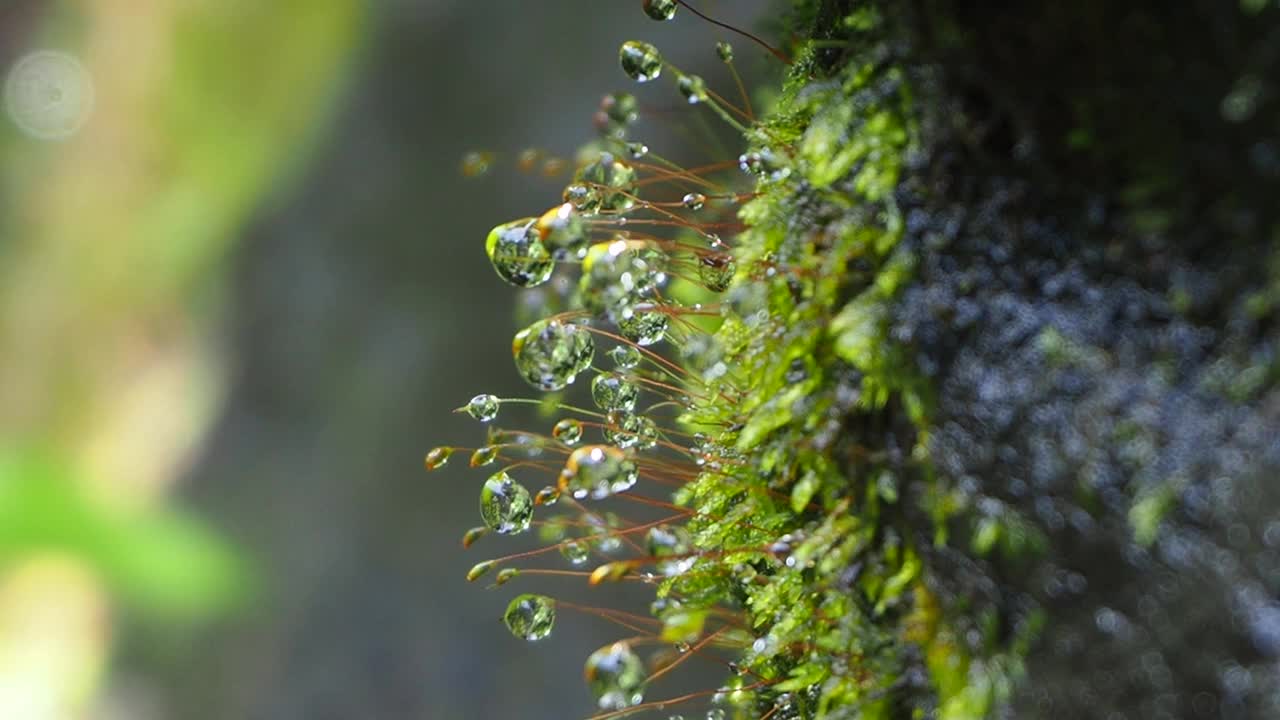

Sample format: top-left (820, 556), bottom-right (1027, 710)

top-left (878, 1), bottom-right (1280, 717)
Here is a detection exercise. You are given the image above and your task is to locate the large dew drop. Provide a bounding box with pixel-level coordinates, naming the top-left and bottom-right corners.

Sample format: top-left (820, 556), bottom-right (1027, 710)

top-left (580, 240), bottom-right (662, 321)
top-left (574, 153), bottom-right (639, 213)
top-left (503, 593), bottom-right (556, 641)
top-left (618, 310), bottom-right (668, 346)
top-left (485, 218), bottom-right (555, 287)
top-left (592, 372), bottom-right (639, 412)
top-left (642, 0), bottom-right (678, 21)
top-left (585, 641), bottom-right (646, 710)
top-left (480, 471), bottom-right (533, 534)
top-left (619, 41), bottom-right (663, 83)
top-left (699, 253), bottom-right (736, 292)
top-left (536, 203), bottom-right (589, 259)
top-left (512, 319), bottom-right (595, 391)
top-left (560, 445), bottom-right (639, 499)
top-left (465, 394), bottom-right (500, 422)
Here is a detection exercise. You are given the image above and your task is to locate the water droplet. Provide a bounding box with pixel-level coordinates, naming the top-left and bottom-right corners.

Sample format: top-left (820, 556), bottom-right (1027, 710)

top-left (716, 41), bottom-right (734, 63)
top-left (486, 219), bottom-right (555, 287)
top-left (536, 203), bottom-right (589, 260)
top-left (619, 41), bottom-right (663, 83)
top-left (596, 92), bottom-right (639, 138)
top-left (699, 253), bottom-right (736, 292)
top-left (592, 372), bottom-right (639, 412)
top-left (609, 345), bottom-right (642, 369)
top-left (470, 445), bottom-right (499, 467)
top-left (626, 141), bottom-right (649, 159)
top-left (480, 471), bottom-right (533, 534)
top-left (580, 240), bottom-right (661, 321)
top-left (642, 0), bottom-right (678, 21)
top-left (575, 152), bottom-right (638, 213)
top-left (738, 152), bottom-right (765, 175)
top-left (633, 415), bottom-right (659, 450)
top-left (706, 709), bottom-right (726, 720)
top-left (424, 446), bottom-right (453, 470)
top-left (563, 182), bottom-right (595, 210)
top-left (560, 445), bottom-right (639, 499)
top-left (560, 539), bottom-right (591, 565)
top-left (495, 568), bottom-right (521, 586)
top-left (461, 151), bottom-right (493, 177)
top-left (677, 74), bottom-right (707, 104)
top-left (585, 641), bottom-right (646, 710)
top-left (682, 192), bottom-right (706, 211)
top-left (603, 410), bottom-right (640, 449)
top-left (467, 560), bottom-right (496, 582)
top-left (646, 524), bottom-right (695, 575)
top-left (465, 394), bottom-right (501, 422)
top-left (553, 418), bottom-right (584, 445)
top-left (618, 310), bottom-right (668, 346)
top-left (504, 593), bottom-right (556, 641)
top-left (462, 526), bottom-right (488, 548)
top-left (512, 319), bottom-right (595, 391)
top-left (586, 512), bottom-right (624, 553)
top-left (534, 485), bottom-right (561, 506)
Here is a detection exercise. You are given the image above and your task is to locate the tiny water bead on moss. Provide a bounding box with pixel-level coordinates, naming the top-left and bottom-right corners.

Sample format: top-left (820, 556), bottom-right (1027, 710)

top-left (677, 74), bottom-right (708, 105)
top-left (560, 539), bottom-right (591, 565)
top-left (584, 641), bottom-right (646, 710)
top-left (503, 594), bottom-right (556, 641)
top-left (682, 192), bottom-right (706, 211)
top-left (511, 318), bottom-right (594, 391)
top-left (469, 445), bottom-right (499, 467)
top-left (596, 91), bottom-right (639, 138)
top-left (560, 445), bottom-right (638, 500)
top-left (479, 471), bottom-right (533, 534)
top-left (619, 40), bottom-right (663, 83)
top-left (485, 218), bottom-right (555, 287)
top-left (464, 394), bottom-right (500, 422)
top-left (642, 0), bottom-right (678, 22)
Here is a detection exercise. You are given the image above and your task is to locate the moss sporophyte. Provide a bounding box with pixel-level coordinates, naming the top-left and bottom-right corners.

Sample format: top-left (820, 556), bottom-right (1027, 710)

top-left (431, 1), bottom-right (1280, 718)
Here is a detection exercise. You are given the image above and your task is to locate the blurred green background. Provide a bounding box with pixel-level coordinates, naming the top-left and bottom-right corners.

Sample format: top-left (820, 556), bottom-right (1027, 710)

top-left (0, 1), bottom-right (764, 718)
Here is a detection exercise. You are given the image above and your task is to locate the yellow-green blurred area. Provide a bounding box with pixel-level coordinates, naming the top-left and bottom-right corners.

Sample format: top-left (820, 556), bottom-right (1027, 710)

top-left (0, 1), bottom-right (762, 717)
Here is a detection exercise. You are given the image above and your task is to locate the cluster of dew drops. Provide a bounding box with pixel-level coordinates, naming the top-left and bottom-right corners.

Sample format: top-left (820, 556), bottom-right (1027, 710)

top-left (429, 3), bottom-right (799, 718)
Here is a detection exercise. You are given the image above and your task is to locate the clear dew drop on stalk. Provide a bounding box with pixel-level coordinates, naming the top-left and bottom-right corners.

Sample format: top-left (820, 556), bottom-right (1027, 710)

top-left (609, 344), bottom-right (642, 369)
top-left (536, 202), bottom-right (589, 260)
top-left (574, 152), bottom-right (639, 213)
top-left (479, 471), bottom-right (533, 534)
top-left (647, 524), bottom-right (695, 575)
top-left (699, 253), bottom-right (736, 292)
top-left (618, 309), bottom-right (668, 346)
top-left (619, 40), bottom-right (663, 83)
top-left (682, 192), bottom-right (706, 211)
top-left (560, 445), bottom-right (639, 500)
top-left (579, 239), bottom-right (662, 321)
top-left (552, 418), bottom-right (583, 445)
top-left (560, 539), bottom-right (591, 565)
top-left (585, 641), bottom-right (647, 710)
top-left (503, 593), bottom-right (556, 641)
top-left (485, 218), bottom-right (555, 287)
top-left (464, 394), bottom-right (500, 422)
top-left (642, 0), bottom-right (678, 21)
top-left (592, 372), bottom-right (640, 412)
top-left (512, 318), bottom-right (595, 391)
